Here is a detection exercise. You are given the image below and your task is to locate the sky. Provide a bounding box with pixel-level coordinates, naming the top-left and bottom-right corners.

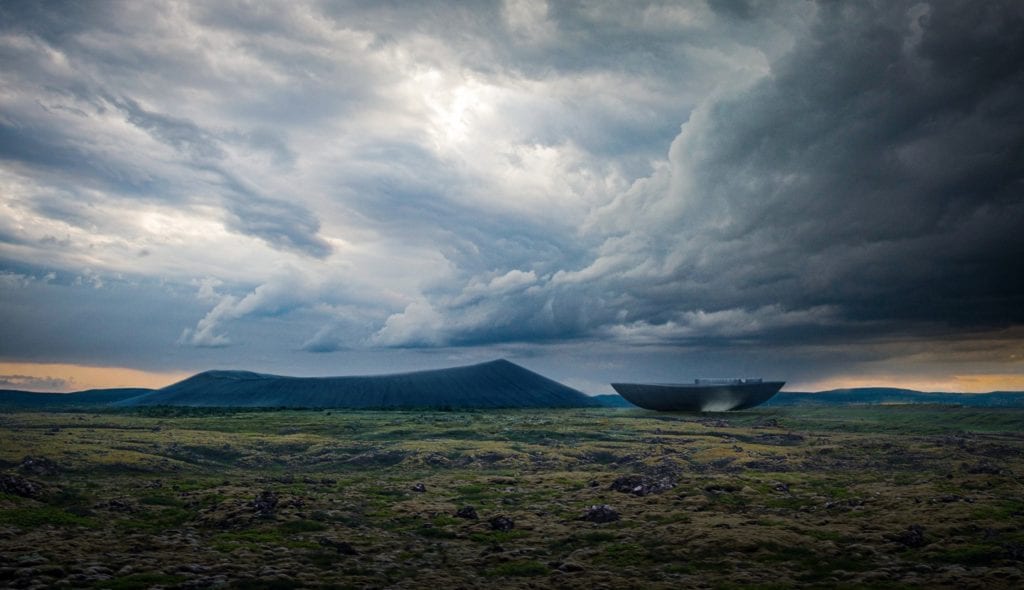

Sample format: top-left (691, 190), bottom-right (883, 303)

top-left (1, 0), bottom-right (1022, 394)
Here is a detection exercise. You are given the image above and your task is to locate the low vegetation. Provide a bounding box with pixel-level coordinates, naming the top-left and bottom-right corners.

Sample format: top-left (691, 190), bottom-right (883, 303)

top-left (1, 406), bottom-right (1022, 588)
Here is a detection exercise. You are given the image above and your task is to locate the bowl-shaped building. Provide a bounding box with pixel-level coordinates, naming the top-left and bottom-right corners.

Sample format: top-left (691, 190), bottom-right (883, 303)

top-left (611, 379), bottom-right (784, 412)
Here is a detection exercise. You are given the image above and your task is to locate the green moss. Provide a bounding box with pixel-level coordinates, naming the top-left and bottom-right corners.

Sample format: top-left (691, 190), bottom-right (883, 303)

top-left (47, 487), bottom-right (92, 508)
top-left (594, 542), bottom-right (648, 566)
top-left (279, 519), bottom-right (329, 534)
top-left (711, 584), bottom-right (792, 590)
top-left (415, 524), bottom-right (458, 539)
top-left (486, 560), bottom-right (548, 577)
top-left (469, 530), bottom-right (527, 544)
top-left (210, 528), bottom-right (286, 552)
top-left (455, 483), bottom-right (488, 499)
top-left (0, 506), bottom-right (97, 528)
top-left (117, 506), bottom-right (192, 531)
top-left (970, 500), bottom-right (1024, 520)
top-left (96, 574), bottom-right (187, 590)
top-left (793, 527), bottom-right (847, 542)
top-left (579, 530), bottom-right (618, 543)
top-left (138, 494), bottom-right (184, 507)
top-left (229, 579), bottom-right (304, 590)
top-left (1, 406), bottom-right (1023, 588)
top-left (305, 549), bottom-right (345, 569)
top-left (754, 542), bottom-right (817, 564)
top-left (930, 544), bottom-right (1004, 567)
top-left (643, 512), bottom-right (692, 524)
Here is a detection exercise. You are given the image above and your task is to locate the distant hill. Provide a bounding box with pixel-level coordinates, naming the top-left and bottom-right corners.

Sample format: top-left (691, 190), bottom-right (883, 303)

top-left (4, 371), bottom-right (1024, 411)
top-left (114, 359), bottom-right (601, 409)
top-left (764, 388), bottom-right (1024, 408)
top-left (0, 388), bottom-right (153, 409)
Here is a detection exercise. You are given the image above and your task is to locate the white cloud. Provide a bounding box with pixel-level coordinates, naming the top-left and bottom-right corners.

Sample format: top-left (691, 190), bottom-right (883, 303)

top-left (503, 0), bottom-right (556, 44)
top-left (372, 300), bottom-right (448, 347)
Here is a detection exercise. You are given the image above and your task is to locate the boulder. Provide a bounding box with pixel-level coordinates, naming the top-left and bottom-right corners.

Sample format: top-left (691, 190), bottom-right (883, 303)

top-left (18, 456), bottom-right (60, 477)
top-left (0, 474), bottom-right (43, 498)
top-left (318, 537), bottom-right (358, 555)
top-left (251, 490), bottom-right (279, 516)
top-left (609, 473), bottom-right (676, 496)
top-left (579, 504), bottom-right (620, 523)
top-left (455, 506), bottom-right (479, 520)
top-left (885, 524), bottom-right (927, 548)
top-left (488, 515), bottom-right (514, 531)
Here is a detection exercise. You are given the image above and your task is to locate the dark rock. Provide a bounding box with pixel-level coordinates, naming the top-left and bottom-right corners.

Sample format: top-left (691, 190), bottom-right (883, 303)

top-left (473, 451), bottom-right (509, 465)
top-left (18, 456), bottom-right (59, 477)
top-left (318, 537), bottom-right (358, 555)
top-left (0, 474), bottom-right (43, 498)
top-left (489, 515), bottom-right (514, 531)
top-left (97, 498), bottom-right (135, 512)
top-left (825, 498), bottom-right (865, 510)
top-left (558, 561), bottom-right (586, 572)
top-left (455, 506), bottom-right (478, 520)
top-left (964, 462), bottom-right (1003, 475)
top-left (708, 457), bottom-right (739, 471)
top-left (423, 453), bottom-right (451, 467)
top-left (608, 470), bottom-right (677, 496)
top-left (411, 483), bottom-right (427, 493)
top-left (177, 564), bottom-right (209, 574)
top-left (251, 490), bottom-right (279, 516)
top-left (65, 505), bottom-right (95, 517)
top-left (84, 565), bottom-right (113, 576)
top-left (753, 433), bottom-right (805, 446)
top-left (704, 484), bottom-right (741, 494)
top-left (886, 524), bottom-right (928, 548)
top-left (345, 450), bottom-right (409, 467)
top-left (772, 482), bottom-right (790, 493)
top-left (744, 459), bottom-right (791, 472)
top-left (609, 475), bottom-right (647, 496)
top-left (1004, 542), bottom-right (1024, 561)
top-left (579, 504), bottom-right (620, 523)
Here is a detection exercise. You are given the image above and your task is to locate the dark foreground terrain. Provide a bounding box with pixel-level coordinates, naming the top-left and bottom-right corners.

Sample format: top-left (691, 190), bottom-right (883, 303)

top-left (1, 407), bottom-right (1023, 589)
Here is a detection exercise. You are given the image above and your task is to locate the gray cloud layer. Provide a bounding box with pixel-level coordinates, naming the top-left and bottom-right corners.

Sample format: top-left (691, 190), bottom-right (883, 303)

top-left (1, 1), bottom-right (1022, 385)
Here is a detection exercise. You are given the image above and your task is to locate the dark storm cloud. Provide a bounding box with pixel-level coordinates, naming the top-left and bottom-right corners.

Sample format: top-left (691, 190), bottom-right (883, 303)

top-left (565, 0), bottom-right (1024, 347)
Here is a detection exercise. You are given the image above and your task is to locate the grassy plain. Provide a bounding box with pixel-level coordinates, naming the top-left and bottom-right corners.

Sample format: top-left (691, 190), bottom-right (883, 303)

top-left (1, 406), bottom-right (1023, 589)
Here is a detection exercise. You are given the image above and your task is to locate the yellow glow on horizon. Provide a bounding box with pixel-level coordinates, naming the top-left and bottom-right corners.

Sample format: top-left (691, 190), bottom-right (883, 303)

top-left (0, 362), bottom-right (189, 392)
top-left (790, 373), bottom-right (1024, 393)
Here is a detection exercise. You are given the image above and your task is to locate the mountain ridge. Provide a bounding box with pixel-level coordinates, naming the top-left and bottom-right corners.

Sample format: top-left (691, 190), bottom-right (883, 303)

top-left (3, 370), bottom-right (1024, 410)
top-left (115, 358), bottom-right (600, 409)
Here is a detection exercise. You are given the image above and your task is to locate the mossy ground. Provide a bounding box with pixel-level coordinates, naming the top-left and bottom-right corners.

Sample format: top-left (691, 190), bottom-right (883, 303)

top-left (1, 406), bottom-right (1022, 588)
